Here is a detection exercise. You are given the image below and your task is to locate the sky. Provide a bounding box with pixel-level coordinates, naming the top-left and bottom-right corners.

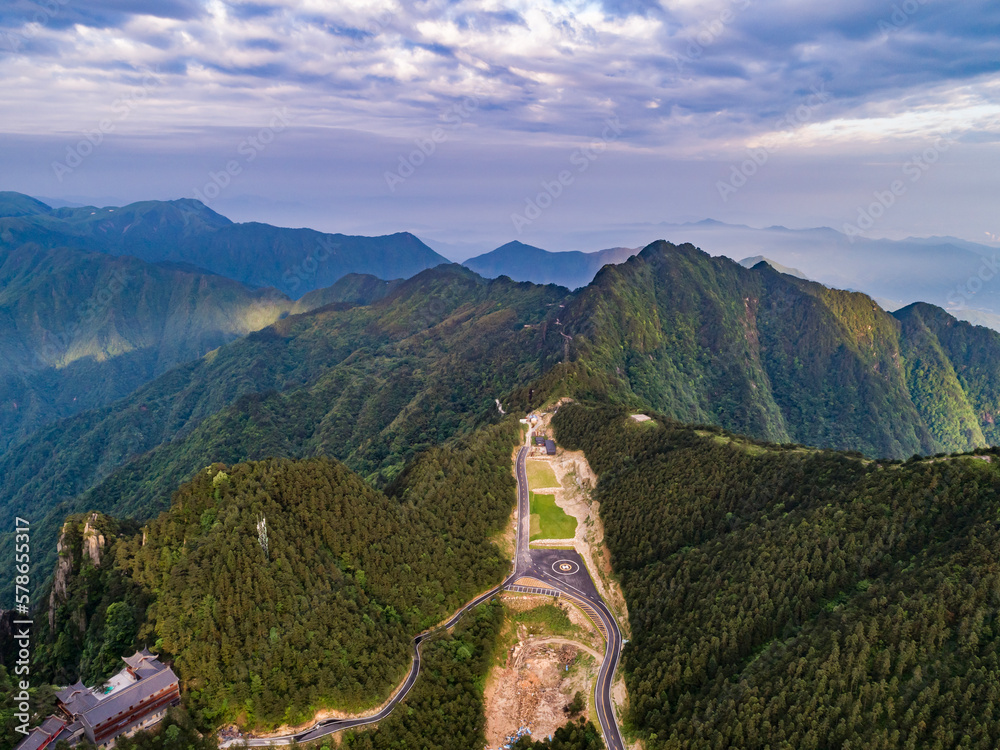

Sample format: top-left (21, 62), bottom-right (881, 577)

top-left (1, 0), bottom-right (998, 255)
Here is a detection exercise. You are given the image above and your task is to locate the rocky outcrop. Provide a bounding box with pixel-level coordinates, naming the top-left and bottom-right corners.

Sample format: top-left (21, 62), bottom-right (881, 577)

top-left (82, 514), bottom-right (106, 567)
top-left (48, 521), bottom-right (74, 630)
top-left (46, 513), bottom-right (115, 632)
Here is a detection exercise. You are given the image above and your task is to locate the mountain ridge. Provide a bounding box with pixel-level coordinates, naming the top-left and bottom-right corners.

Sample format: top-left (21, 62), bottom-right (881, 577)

top-left (463, 240), bottom-right (637, 289)
top-left (6, 240), bottom-right (1000, 610)
top-left (0, 193), bottom-right (449, 298)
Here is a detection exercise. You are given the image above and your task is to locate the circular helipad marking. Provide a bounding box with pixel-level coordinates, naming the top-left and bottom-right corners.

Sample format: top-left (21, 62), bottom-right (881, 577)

top-left (551, 559), bottom-right (580, 576)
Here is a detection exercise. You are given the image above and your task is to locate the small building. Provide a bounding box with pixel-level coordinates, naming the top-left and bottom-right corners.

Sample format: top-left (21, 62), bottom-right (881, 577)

top-left (16, 649), bottom-right (180, 750)
top-left (545, 439), bottom-right (557, 455)
top-left (534, 436), bottom-right (545, 446)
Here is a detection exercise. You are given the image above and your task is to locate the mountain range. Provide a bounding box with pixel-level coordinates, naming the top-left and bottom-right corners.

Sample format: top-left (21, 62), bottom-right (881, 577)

top-left (0, 192), bottom-right (448, 298)
top-left (462, 241), bottom-right (637, 289)
top-left (0, 237), bottom-right (412, 453)
top-left (0, 244), bottom-right (292, 452)
top-left (456, 220), bottom-right (1000, 332)
top-left (7, 195), bottom-right (1000, 750)
top-left (6, 240), bottom-right (1000, 610)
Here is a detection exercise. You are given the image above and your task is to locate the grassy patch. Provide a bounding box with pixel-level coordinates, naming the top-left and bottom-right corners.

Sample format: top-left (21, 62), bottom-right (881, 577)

top-left (495, 599), bottom-right (582, 664)
top-left (529, 492), bottom-right (577, 541)
top-left (526, 460), bottom-right (559, 489)
top-left (512, 602), bottom-right (577, 636)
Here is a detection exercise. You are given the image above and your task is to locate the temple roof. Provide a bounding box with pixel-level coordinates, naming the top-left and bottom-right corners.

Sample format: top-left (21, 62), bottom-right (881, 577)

top-left (54, 680), bottom-right (87, 704)
top-left (55, 680), bottom-right (99, 716)
top-left (80, 666), bottom-right (179, 729)
top-left (12, 716), bottom-right (66, 750)
top-left (122, 647), bottom-right (157, 670)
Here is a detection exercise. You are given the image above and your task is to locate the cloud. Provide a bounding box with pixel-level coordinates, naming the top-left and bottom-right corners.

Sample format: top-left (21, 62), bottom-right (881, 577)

top-left (3, 0), bottom-right (996, 154)
top-left (0, 0), bottom-right (997, 245)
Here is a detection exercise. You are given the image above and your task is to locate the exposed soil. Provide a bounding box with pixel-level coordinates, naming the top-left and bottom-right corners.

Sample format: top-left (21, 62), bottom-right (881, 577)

top-left (484, 613), bottom-right (598, 749)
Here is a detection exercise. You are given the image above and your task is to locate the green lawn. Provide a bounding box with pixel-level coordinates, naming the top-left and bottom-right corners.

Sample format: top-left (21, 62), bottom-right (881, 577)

top-left (527, 460), bottom-right (559, 490)
top-left (529, 492), bottom-right (578, 541)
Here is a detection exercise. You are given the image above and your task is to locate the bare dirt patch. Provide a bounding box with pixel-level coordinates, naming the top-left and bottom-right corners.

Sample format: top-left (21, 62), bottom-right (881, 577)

top-left (484, 617), bottom-right (598, 749)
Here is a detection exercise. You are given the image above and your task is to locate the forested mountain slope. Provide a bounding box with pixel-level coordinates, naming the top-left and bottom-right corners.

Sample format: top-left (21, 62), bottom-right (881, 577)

top-left (0, 243), bottom-right (295, 452)
top-left (7, 242), bottom-right (1000, 606)
top-left (0, 193), bottom-right (447, 297)
top-left (558, 241), bottom-right (1000, 458)
top-left (0, 266), bottom-right (569, 599)
top-left (894, 301), bottom-right (1000, 448)
top-left (554, 404), bottom-right (1000, 749)
top-left (290, 273), bottom-right (404, 312)
top-left (30, 421), bottom-right (519, 731)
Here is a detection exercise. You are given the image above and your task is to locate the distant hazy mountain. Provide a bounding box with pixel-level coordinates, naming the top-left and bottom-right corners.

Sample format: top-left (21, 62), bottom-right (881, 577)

top-left (463, 240), bottom-right (638, 289)
top-left (0, 192), bottom-right (449, 298)
top-left (0, 246), bottom-right (406, 452)
top-left (738, 255), bottom-right (808, 279)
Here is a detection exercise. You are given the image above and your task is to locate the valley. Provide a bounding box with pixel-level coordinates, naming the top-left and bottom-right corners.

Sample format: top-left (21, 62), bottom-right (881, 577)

top-left (7, 224), bottom-right (1000, 750)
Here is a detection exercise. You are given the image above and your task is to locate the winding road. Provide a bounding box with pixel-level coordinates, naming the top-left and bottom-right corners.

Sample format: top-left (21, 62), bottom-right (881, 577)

top-left (222, 424), bottom-right (626, 749)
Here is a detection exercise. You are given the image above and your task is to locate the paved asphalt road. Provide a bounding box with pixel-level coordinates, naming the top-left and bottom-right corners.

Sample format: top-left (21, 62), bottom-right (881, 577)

top-left (223, 429), bottom-right (626, 749)
top-left (513, 444), bottom-right (626, 750)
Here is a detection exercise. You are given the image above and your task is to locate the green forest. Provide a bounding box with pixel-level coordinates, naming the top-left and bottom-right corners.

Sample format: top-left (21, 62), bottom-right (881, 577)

top-left (555, 403), bottom-right (1000, 749)
top-left (32, 421), bottom-right (520, 730)
top-left (18, 240), bottom-right (1000, 750)
top-left (511, 719), bottom-right (605, 750)
top-left (342, 600), bottom-right (504, 750)
top-left (11, 241), bottom-right (1000, 609)
top-left (0, 265), bottom-right (567, 607)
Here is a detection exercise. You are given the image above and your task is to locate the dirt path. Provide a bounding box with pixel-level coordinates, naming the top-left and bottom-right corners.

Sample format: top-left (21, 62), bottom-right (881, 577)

top-left (529, 636), bottom-right (603, 661)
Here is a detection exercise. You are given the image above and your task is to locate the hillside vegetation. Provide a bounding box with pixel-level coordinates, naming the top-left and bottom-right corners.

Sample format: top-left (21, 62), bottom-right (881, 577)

top-left (557, 241), bottom-right (1000, 458)
top-left (9, 242), bottom-right (1000, 607)
top-left (0, 266), bottom-right (568, 602)
top-left (344, 600), bottom-right (505, 750)
top-left (0, 243), bottom-right (294, 452)
top-left (555, 403), bottom-right (1000, 749)
top-left (35, 421), bottom-right (519, 729)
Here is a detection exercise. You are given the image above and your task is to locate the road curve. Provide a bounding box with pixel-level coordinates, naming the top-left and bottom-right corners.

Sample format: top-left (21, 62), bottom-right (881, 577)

top-left (222, 426), bottom-right (626, 748)
top-left (512, 443), bottom-right (626, 750)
